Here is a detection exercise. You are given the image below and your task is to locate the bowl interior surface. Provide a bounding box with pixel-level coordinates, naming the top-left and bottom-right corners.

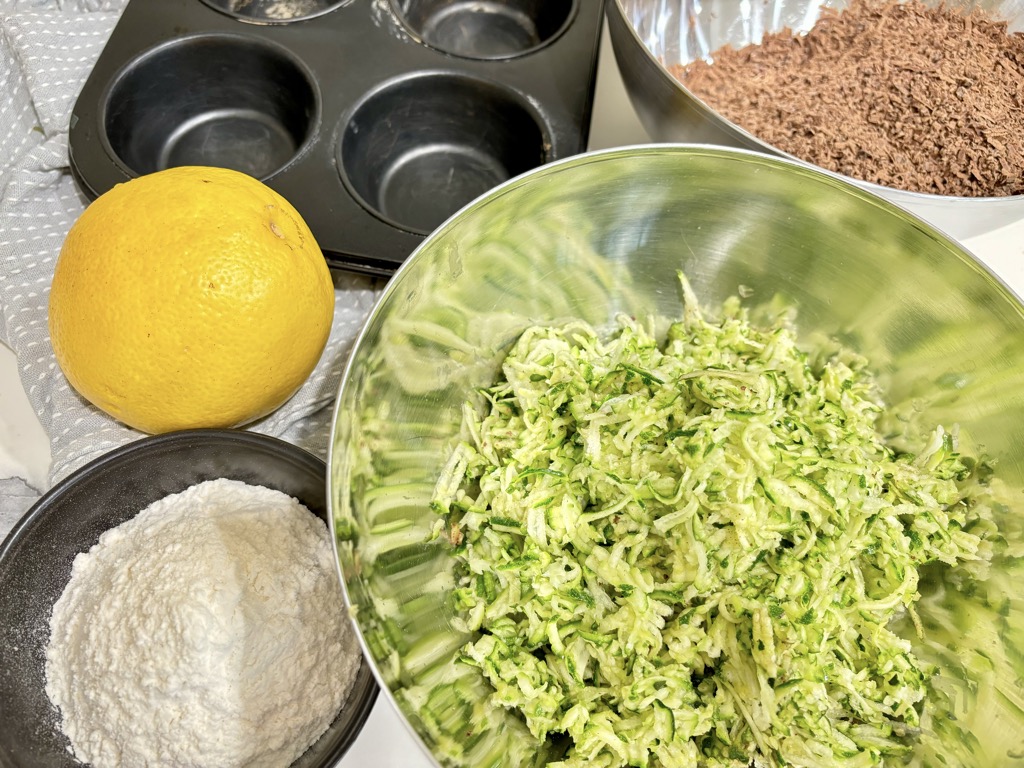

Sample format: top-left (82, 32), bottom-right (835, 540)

top-left (338, 72), bottom-right (548, 235)
top-left (0, 429), bottom-right (377, 768)
top-left (200, 0), bottom-right (348, 23)
top-left (389, 0), bottom-right (577, 59)
top-left (102, 34), bottom-right (318, 180)
top-left (329, 145), bottom-right (1024, 767)
top-left (617, 0), bottom-right (1024, 69)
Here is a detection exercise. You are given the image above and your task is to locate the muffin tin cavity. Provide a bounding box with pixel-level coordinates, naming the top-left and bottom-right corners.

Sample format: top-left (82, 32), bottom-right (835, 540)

top-left (389, 0), bottom-right (576, 59)
top-left (104, 35), bottom-right (317, 179)
top-left (69, 0), bottom-right (605, 275)
top-left (339, 73), bottom-right (547, 234)
top-left (201, 0), bottom-right (348, 23)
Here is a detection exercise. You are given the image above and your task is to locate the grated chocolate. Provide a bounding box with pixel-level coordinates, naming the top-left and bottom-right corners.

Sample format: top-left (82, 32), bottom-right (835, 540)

top-left (675, 0), bottom-right (1024, 197)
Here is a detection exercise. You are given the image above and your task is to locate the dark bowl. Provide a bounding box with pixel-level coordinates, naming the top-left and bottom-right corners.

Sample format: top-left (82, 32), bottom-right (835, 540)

top-left (0, 429), bottom-right (378, 768)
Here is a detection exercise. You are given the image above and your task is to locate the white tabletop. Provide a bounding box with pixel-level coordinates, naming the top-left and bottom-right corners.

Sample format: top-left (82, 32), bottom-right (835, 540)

top-left (1, 20), bottom-right (1022, 768)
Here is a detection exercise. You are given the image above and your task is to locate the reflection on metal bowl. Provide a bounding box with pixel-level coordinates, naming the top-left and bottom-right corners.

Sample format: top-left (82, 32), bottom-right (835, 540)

top-left (606, 0), bottom-right (1024, 240)
top-left (328, 145), bottom-right (1024, 768)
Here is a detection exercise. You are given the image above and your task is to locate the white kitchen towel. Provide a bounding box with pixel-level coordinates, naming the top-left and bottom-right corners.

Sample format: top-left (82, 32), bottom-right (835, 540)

top-left (0, 0), bottom-right (384, 538)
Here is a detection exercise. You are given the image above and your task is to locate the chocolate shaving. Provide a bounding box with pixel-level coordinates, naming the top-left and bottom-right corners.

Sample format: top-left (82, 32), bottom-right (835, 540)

top-left (674, 0), bottom-right (1024, 197)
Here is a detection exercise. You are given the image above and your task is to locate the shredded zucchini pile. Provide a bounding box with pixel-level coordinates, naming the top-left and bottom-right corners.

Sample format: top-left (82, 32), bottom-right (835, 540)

top-left (431, 275), bottom-right (995, 768)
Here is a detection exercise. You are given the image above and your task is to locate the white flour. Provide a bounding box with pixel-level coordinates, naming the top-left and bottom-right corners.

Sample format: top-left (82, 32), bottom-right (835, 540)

top-left (44, 478), bottom-right (362, 768)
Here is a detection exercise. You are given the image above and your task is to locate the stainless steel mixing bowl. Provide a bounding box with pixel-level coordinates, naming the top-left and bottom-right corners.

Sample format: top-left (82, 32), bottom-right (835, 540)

top-left (606, 0), bottom-right (1024, 241)
top-left (328, 145), bottom-right (1024, 767)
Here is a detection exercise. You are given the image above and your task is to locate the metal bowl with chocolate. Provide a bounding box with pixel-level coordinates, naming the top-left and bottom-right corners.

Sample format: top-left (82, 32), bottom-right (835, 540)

top-left (607, 0), bottom-right (1024, 239)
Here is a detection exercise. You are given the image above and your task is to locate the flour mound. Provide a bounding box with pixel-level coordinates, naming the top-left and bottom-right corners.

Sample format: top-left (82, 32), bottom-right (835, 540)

top-left (44, 478), bottom-right (361, 768)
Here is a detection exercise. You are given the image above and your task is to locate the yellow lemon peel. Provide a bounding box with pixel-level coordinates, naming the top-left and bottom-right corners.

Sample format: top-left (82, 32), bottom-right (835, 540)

top-left (48, 166), bottom-right (335, 434)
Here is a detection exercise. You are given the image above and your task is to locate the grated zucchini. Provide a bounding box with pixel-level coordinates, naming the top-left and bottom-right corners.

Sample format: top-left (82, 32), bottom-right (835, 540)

top-left (430, 273), bottom-right (1001, 768)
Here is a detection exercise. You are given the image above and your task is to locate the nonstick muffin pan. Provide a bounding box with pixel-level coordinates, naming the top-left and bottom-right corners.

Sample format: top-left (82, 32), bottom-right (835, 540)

top-left (68, 0), bottom-right (606, 276)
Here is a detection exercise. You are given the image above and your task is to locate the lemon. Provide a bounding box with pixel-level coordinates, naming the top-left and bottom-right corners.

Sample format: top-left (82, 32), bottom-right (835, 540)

top-left (48, 166), bottom-right (335, 434)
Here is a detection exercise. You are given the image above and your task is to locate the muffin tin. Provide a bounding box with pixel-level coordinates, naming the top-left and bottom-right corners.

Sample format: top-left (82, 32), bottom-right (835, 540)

top-left (68, 0), bottom-right (606, 275)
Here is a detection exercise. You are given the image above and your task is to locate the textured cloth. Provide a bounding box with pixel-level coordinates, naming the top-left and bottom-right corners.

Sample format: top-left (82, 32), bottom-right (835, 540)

top-left (0, 476), bottom-right (38, 537)
top-left (0, 0), bottom-right (383, 536)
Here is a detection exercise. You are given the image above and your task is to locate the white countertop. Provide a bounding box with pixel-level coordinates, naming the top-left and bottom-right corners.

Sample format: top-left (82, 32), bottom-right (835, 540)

top-left (2, 19), bottom-right (1023, 768)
